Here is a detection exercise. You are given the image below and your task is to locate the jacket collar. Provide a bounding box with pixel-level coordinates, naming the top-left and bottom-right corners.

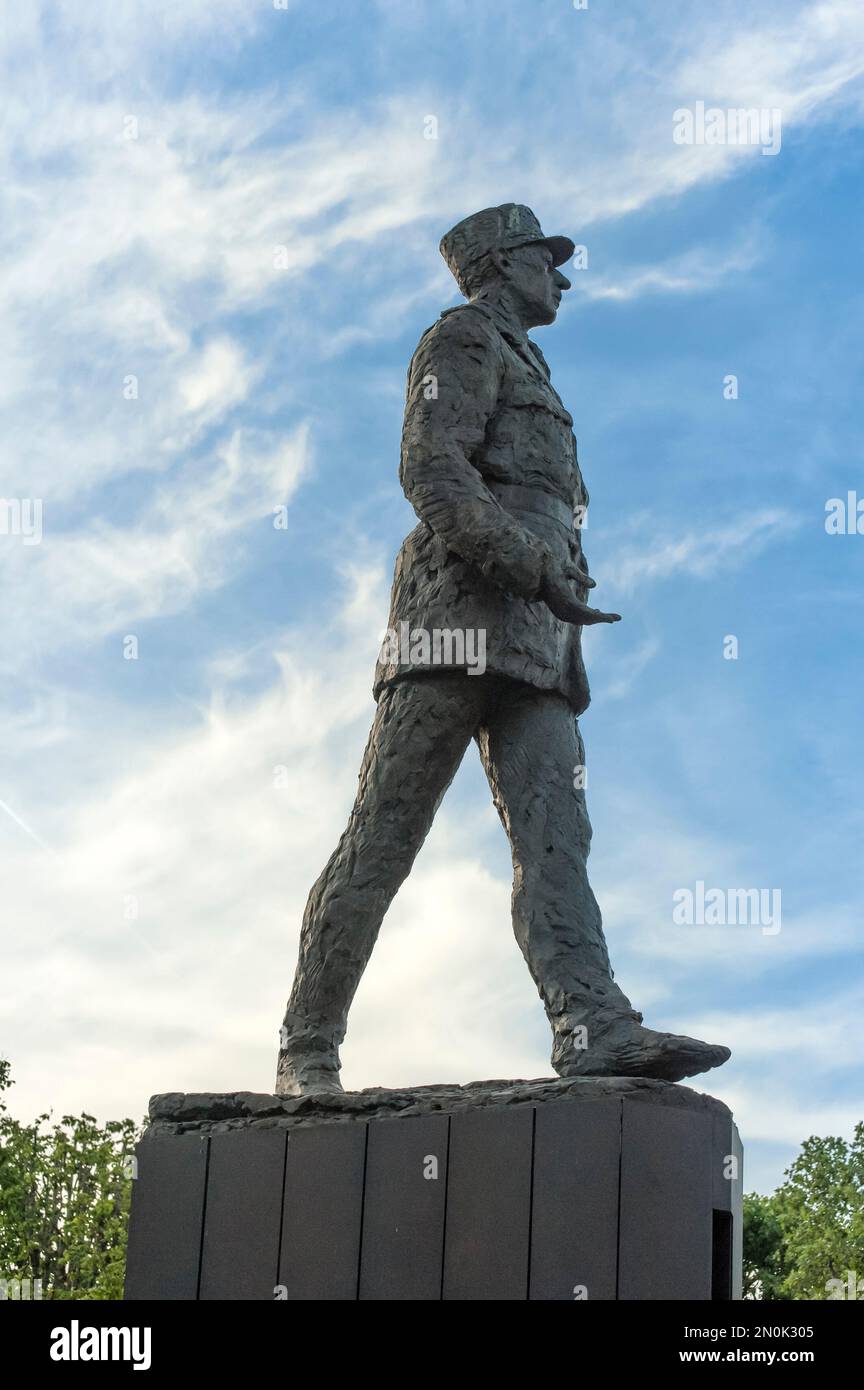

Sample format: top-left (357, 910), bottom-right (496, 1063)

top-left (480, 297), bottom-right (527, 341)
top-left (471, 300), bottom-right (553, 382)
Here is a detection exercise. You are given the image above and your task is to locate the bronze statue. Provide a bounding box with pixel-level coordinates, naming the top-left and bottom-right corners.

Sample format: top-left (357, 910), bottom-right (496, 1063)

top-left (276, 204), bottom-right (730, 1096)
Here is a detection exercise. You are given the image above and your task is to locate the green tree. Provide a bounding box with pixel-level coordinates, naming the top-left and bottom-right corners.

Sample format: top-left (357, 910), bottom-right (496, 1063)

top-left (743, 1123), bottom-right (864, 1300)
top-left (743, 1191), bottom-right (790, 1299)
top-left (0, 1058), bottom-right (142, 1300)
top-left (775, 1124), bottom-right (864, 1300)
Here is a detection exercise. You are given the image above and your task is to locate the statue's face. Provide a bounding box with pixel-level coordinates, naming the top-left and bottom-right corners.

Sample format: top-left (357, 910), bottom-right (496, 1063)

top-left (499, 243), bottom-right (572, 327)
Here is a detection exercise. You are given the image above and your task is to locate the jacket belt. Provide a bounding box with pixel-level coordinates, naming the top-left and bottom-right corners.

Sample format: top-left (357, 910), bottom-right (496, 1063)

top-left (490, 483), bottom-right (573, 530)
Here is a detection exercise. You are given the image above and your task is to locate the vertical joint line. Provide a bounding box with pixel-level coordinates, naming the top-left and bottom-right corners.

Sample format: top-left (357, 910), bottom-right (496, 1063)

top-left (275, 1130), bottom-right (289, 1293)
top-left (614, 1099), bottom-right (624, 1302)
top-left (526, 1105), bottom-right (537, 1301)
top-left (195, 1136), bottom-right (211, 1301)
top-left (439, 1113), bottom-right (452, 1301)
top-left (355, 1122), bottom-right (370, 1300)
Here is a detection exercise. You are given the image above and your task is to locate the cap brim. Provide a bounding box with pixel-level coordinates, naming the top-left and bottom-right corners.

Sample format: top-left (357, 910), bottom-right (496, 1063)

top-left (538, 235), bottom-right (575, 267)
top-left (505, 233), bottom-right (575, 267)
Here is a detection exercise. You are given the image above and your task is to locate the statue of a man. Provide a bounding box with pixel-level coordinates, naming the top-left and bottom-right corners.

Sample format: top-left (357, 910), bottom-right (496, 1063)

top-left (276, 204), bottom-right (730, 1096)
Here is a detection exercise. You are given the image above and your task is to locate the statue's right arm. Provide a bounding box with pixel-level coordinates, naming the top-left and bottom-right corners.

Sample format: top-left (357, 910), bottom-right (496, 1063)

top-left (399, 308), bottom-right (554, 602)
top-left (399, 308), bottom-right (621, 625)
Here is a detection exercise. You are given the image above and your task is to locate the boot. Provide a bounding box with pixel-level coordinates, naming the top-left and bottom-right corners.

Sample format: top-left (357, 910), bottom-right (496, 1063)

top-left (552, 1009), bottom-right (730, 1084)
top-left (276, 1012), bottom-right (344, 1097)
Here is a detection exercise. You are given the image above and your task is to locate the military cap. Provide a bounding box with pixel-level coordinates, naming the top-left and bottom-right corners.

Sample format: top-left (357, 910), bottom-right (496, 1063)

top-left (440, 203), bottom-right (575, 296)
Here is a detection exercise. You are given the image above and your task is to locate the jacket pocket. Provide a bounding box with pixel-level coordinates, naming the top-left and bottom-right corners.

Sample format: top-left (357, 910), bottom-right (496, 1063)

top-left (508, 378), bottom-right (573, 425)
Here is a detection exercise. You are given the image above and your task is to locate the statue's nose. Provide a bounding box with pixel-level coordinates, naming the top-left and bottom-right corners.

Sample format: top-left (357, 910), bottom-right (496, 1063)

top-left (554, 269), bottom-right (572, 291)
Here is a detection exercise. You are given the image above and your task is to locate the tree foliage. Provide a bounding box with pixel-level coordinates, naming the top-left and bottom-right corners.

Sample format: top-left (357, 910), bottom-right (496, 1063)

top-left (0, 1058), bottom-right (141, 1300)
top-left (743, 1191), bottom-right (789, 1298)
top-left (743, 1122), bottom-right (864, 1300)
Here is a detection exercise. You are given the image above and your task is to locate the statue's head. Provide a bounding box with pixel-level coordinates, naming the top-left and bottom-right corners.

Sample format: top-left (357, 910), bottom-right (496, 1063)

top-left (440, 203), bottom-right (574, 328)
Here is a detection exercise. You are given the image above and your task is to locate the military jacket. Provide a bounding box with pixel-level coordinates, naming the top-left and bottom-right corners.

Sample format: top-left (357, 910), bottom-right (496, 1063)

top-left (374, 299), bottom-right (593, 715)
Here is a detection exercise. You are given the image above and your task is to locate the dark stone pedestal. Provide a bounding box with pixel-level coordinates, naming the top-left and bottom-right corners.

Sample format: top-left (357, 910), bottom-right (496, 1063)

top-left (125, 1076), bottom-right (742, 1301)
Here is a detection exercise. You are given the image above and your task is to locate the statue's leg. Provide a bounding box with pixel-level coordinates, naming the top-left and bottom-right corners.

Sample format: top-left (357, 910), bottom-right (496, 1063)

top-left (477, 681), bottom-right (640, 1070)
top-left (478, 679), bottom-right (731, 1082)
top-left (277, 674), bottom-right (486, 1095)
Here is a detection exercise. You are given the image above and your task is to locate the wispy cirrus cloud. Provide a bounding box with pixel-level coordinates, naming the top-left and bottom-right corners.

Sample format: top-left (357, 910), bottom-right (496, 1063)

top-left (577, 236), bottom-right (764, 303)
top-left (0, 425), bottom-right (310, 671)
top-left (605, 509), bottom-right (803, 594)
top-left (674, 0), bottom-right (864, 119)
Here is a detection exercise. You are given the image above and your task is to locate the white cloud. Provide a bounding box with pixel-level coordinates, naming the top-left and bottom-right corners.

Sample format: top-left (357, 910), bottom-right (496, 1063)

top-left (605, 509), bottom-right (802, 594)
top-left (675, 0), bottom-right (864, 120)
top-left (578, 237), bottom-right (764, 303)
top-left (602, 637), bottom-right (662, 700)
top-left (176, 338), bottom-right (256, 422)
top-left (700, 994), bottom-right (864, 1073)
top-left (2, 0), bottom-right (861, 534)
top-left (0, 424), bottom-right (310, 670)
top-left (712, 1081), bottom-right (861, 1151)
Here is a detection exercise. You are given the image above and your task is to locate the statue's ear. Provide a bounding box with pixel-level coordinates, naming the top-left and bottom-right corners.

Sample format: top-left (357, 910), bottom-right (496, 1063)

top-left (489, 247), bottom-right (510, 278)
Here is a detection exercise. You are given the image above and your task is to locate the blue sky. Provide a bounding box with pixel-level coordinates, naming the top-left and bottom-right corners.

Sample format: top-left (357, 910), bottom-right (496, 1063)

top-left (1, 0), bottom-right (862, 1195)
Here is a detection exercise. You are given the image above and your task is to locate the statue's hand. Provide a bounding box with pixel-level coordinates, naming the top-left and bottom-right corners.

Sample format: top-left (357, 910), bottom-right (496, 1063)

top-left (540, 564), bottom-right (621, 626)
top-left (566, 562), bottom-right (596, 589)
